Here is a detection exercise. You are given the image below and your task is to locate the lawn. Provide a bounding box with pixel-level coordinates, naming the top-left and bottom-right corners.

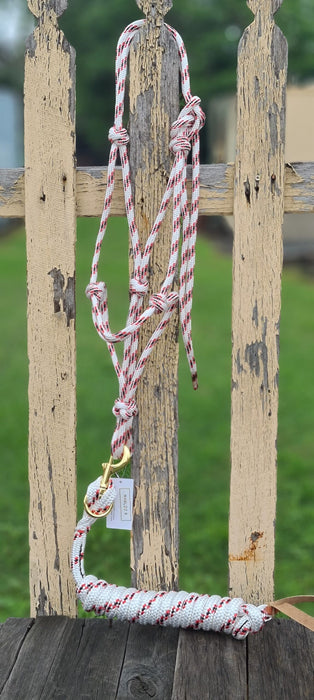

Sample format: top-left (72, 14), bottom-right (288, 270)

top-left (0, 217), bottom-right (313, 620)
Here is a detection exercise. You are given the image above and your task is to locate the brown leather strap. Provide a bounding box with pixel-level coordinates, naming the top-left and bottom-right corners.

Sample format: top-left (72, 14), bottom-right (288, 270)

top-left (265, 596), bottom-right (314, 632)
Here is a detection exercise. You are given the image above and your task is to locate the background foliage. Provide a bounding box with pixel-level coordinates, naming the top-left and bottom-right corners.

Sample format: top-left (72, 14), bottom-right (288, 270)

top-left (1, 0), bottom-right (314, 163)
top-left (60, 0), bottom-right (314, 163)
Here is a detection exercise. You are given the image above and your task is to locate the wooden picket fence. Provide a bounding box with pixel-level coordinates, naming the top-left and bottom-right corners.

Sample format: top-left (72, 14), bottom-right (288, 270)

top-left (0, 0), bottom-right (313, 697)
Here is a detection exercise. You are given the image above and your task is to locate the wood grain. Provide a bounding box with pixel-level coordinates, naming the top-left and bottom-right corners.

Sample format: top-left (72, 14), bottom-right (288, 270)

top-left (229, 2), bottom-right (288, 603)
top-left (0, 169), bottom-right (25, 218)
top-left (0, 617), bottom-right (70, 698)
top-left (0, 617), bottom-right (313, 698)
top-left (61, 619), bottom-right (129, 698)
top-left (172, 629), bottom-right (247, 700)
top-left (0, 618), bottom-right (34, 693)
top-left (136, 0), bottom-right (173, 17)
top-left (116, 624), bottom-right (179, 699)
top-left (128, 15), bottom-right (180, 590)
top-left (0, 618), bottom-right (130, 699)
top-left (247, 619), bottom-right (314, 699)
top-left (24, 1), bottom-right (77, 616)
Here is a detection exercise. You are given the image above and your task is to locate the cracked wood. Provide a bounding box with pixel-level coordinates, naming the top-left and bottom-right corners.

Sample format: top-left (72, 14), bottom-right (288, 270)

top-left (129, 16), bottom-right (180, 591)
top-left (229, 0), bottom-right (287, 604)
top-left (25, 0), bottom-right (77, 616)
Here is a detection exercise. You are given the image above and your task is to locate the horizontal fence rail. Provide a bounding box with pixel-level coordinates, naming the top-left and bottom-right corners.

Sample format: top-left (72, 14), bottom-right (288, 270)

top-left (1, 162), bottom-right (314, 219)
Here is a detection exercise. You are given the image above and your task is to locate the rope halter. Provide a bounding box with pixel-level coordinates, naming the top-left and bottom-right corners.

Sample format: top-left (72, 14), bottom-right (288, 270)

top-left (86, 19), bottom-right (205, 460)
top-left (169, 96), bottom-right (205, 155)
top-left (108, 126), bottom-right (130, 146)
top-left (71, 19), bottom-right (272, 639)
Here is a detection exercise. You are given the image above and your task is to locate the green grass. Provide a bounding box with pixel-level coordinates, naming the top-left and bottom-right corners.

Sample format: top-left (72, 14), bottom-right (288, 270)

top-left (0, 218), bottom-right (313, 620)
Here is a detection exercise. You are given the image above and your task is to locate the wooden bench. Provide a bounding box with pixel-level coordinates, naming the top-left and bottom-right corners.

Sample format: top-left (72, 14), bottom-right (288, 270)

top-left (1, 618), bottom-right (313, 698)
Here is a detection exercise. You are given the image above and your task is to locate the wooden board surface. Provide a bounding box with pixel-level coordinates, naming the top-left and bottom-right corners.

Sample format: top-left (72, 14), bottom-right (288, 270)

top-left (172, 628), bottom-right (247, 699)
top-left (247, 619), bottom-right (314, 699)
top-left (0, 618), bottom-right (129, 699)
top-left (128, 8), bottom-right (180, 591)
top-left (2, 162), bottom-right (314, 219)
top-left (229, 0), bottom-right (288, 604)
top-left (0, 617), bottom-right (313, 699)
top-left (0, 618), bottom-right (34, 694)
top-left (116, 623), bottom-right (179, 699)
top-left (24, 0), bottom-right (77, 616)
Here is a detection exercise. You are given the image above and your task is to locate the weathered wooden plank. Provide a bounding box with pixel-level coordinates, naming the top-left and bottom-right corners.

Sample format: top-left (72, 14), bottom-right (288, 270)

top-left (1, 617), bottom-right (313, 699)
top-left (0, 617), bottom-right (70, 699)
top-left (229, 0), bottom-right (287, 604)
top-left (196, 163), bottom-right (235, 216)
top-left (76, 166), bottom-right (124, 217)
top-left (116, 624), bottom-right (179, 699)
top-left (2, 162), bottom-right (314, 219)
top-left (0, 618), bottom-right (130, 699)
top-left (248, 619), bottom-right (314, 699)
top-left (136, 0), bottom-right (173, 15)
top-left (284, 161), bottom-right (314, 212)
top-left (172, 629), bottom-right (247, 699)
top-left (1, 618), bottom-right (129, 699)
top-left (0, 169), bottom-right (25, 218)
top-left (129, 4), bottom-right (180, 590)
top-left (77, 164), bottom-right (235, 218)
top-left (24, 0), bottom-right (77, 616)
top-left (60, 619), bottom-right (129, 699)
top-left (0, 618), bottom-right (34, 693)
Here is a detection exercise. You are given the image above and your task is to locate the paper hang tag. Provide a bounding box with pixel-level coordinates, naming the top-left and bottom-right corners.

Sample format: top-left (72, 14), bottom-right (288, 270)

top-left (106, 478), bottom-right (134, 531)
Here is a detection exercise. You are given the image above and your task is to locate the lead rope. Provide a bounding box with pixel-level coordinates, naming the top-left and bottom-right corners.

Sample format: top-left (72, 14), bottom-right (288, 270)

top-left (71, 20), bottom-right (272, 639)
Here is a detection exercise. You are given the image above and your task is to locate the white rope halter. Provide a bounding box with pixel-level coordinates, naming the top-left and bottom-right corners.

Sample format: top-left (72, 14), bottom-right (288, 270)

top-left (71, 19), bottom-right (271, 639)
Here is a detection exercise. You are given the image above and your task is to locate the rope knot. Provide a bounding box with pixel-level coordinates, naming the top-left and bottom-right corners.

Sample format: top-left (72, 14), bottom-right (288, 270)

top-left (129, 277), bottom-right (149, 297)
top-left (149, 292), bottom-right (179, 313)
top-left (113, 399), bottom-right (138, 421)
top-left (169, 135), bottom-right (191, 155)
top-left (108, 126), bottom-right (129, 146)
top-left (185, 96), bottom-right (206, 134)
top-left (232, 602), bottom-right (271, 639)
top-left (86, 282), bottom-right (106, 303)
top-left (169, 96), bottom-right (205, 155)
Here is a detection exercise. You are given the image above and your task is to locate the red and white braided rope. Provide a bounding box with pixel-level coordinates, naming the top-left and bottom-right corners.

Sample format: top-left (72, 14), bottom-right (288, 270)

top-left (85, 19), bottom-right (204, 458)
top-left (72, 483), bottom-right (271, 639)
top-left (72, 20), bottom-right (271, 637)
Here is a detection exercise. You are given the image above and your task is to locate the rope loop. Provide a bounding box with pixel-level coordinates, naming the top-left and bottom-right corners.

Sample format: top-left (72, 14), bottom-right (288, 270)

top-left (86, 281), bottom-right (106, 303)
top-left (83, 476), bottom-right (116, 519)
top-left (108, 125), bottom-right (130, 146)
top-left (130, 277), bottom-right (149, 297)
top-left (113, 399), bottom-right (138, 421)
top-left (149, 291), bottom-right (179, 313)
top-left (185, 95), bottom-right (206, 134)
